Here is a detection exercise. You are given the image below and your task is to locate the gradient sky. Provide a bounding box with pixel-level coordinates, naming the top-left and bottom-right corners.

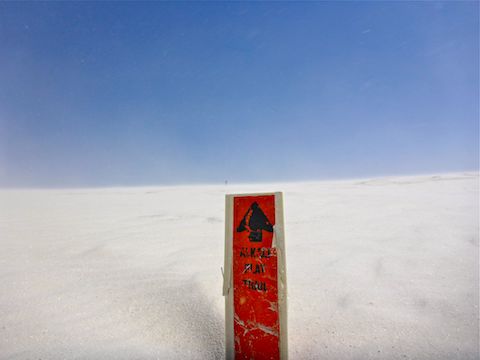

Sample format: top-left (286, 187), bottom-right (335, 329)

top-left (0, 1), bottom-right (478, 187)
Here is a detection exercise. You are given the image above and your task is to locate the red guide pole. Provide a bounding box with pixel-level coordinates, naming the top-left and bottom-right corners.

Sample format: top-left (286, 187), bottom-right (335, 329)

top-left (224, 193), bottom-right (287, 360)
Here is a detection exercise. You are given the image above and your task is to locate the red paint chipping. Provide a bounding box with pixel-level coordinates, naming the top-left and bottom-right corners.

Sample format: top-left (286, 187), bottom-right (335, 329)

top-left (233, 195), bottom-right (280, 360)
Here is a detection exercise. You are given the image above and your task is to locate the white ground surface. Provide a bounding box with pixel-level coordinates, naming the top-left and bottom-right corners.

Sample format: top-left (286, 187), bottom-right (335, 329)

top-left (0, 173), bottom-right (478, 360)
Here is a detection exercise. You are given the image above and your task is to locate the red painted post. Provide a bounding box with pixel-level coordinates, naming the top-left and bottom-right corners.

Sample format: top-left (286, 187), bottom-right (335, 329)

top-left (224, 192), bottom-right (287, 360)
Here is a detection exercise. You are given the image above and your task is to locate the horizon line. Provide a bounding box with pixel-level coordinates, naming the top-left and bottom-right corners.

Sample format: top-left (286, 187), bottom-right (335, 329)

top-left (0, 170), bottom-right (478, 191)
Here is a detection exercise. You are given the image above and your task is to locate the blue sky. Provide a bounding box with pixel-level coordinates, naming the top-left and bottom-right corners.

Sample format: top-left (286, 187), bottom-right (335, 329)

top-left (0, 1), bottom-right (478, 187)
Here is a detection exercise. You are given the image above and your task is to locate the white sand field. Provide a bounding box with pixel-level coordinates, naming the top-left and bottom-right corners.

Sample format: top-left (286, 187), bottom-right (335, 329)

top-left (0, 173), bottom-right (478, 359)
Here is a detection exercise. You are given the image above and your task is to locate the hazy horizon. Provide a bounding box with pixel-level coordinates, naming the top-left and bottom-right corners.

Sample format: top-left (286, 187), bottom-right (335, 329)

top-left (0, 171), bottom-right (477, 191)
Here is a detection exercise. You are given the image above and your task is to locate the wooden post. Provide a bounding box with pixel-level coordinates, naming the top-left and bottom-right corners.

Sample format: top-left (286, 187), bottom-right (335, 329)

top-left (224, 192), bottom-right (287, 360)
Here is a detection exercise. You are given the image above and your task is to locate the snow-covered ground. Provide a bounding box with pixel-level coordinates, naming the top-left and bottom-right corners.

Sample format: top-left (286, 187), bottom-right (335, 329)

top-left (0, 173), bottom-right (478, 360)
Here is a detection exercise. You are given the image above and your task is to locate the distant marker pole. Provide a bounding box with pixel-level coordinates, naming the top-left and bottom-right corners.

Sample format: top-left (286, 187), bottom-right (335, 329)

top-left (223, 192), bottom-right (287, 360)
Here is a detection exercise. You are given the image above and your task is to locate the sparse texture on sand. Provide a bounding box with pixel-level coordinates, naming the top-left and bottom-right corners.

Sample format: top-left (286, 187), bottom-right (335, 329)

top-left (0, 173), bottom-right (478, 359)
